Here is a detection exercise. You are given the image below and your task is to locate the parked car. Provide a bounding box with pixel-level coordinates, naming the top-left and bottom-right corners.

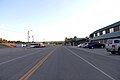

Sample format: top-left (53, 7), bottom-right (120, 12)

top-left (77, 43), bottom-right (84, 48)
top-left (88, 42), bottom-right (105, 49)
top-left (106, 39), bottom-right (120, 54)
top-left (28, 43), bottom-right (45, 48)
top-left (81, 42), bottom-right (89, 48)
top-left (77, 44), bottom-right (81, 48)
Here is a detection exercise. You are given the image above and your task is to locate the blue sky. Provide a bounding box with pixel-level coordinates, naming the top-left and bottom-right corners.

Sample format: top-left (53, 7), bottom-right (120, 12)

top-left (0, 0), bottom-right (120, 41)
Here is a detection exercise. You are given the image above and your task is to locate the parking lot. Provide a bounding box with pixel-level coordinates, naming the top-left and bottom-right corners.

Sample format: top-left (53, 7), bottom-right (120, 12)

top-left (70, 46), bottom-right (120, 60)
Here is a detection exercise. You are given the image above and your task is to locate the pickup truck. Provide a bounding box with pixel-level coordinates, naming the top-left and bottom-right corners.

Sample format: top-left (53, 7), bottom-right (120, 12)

top-left (106, 39), bottom-right (120, 54)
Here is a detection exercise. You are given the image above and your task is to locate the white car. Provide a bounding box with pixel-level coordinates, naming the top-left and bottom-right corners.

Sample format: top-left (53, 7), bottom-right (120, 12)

top-left (83, 42), bottom-right (89, 48)
top-left (106, 39), bottom-right (120, 54)
top-left (77, 43), bottom-right (84, 48)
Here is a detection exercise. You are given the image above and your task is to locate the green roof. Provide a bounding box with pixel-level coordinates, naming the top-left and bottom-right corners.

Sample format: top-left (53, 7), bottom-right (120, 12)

top-left (76, 38), bottom-right (86, 41)
top-left (91, 31), bottom-right (120, 40)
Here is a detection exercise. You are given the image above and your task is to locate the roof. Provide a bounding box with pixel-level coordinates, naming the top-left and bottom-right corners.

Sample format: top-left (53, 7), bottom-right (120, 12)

top-left (76, 38), bottom-right (86, 41)
top-left (90, 21), bottom-right (120, 35)
top-left (91, 31), bottom-right (120, 40)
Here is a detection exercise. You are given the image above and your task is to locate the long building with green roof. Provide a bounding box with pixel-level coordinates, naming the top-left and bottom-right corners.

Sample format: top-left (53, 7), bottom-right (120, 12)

top-left (89, 21), bottom-right (120, 43)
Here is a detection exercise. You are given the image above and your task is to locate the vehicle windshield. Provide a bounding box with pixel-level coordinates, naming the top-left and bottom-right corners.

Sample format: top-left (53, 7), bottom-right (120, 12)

top-left (106, 40), bottom-right (113, 44)
top-left (114, 40), bottom-right (120, 43)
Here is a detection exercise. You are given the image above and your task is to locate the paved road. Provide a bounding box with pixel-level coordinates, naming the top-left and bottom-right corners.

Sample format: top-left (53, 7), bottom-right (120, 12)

top-left (0, 46), bottom-right (120, 80)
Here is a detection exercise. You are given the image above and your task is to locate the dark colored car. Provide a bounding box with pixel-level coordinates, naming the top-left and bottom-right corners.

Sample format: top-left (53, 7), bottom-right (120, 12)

top-left (88, 42), bottom-right (105, 49)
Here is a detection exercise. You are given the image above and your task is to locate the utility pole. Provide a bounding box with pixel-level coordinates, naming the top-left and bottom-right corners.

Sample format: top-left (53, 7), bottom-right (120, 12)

top-left (28, 31), bottom-right (30, 43)
top-left (27, 30), bottom-right (32, 47)
top-left (27, 31), bottom-right (30, 48)
top-left (32, 35), bottom-right (34, 42)
top-left (27, 30), bottom-right (32, 43)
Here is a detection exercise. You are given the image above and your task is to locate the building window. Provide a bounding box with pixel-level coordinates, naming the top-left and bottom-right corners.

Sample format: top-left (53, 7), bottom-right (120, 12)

top-left (103, 30), bottom-right (105, 34)
top-left (114, 26), bottom-right (119, 32)
top-left (97, 33), bottom-right (100, 36)
top-left (105, 29), bottom-right (110, 34)
top-left (110, 28), bottom-right (114, 33)
top-left (95, 33), bottom-right (97, 36)
top-left (100, 31), bottom-right (103, 35)
top-left (94, 34), bottom-right (95, 37)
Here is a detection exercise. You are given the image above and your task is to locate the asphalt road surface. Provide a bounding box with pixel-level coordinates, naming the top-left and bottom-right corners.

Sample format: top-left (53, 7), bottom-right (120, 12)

top-left (0, 46), bottom-right (120, 80)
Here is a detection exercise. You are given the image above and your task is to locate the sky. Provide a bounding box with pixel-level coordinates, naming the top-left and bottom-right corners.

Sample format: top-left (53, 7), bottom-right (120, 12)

top-left (0, 0), bottom-right (120, 42)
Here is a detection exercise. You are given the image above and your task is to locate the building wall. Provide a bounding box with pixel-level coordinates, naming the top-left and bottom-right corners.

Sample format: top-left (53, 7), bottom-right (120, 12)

top-left (89, 21), bottom-right (120, 44)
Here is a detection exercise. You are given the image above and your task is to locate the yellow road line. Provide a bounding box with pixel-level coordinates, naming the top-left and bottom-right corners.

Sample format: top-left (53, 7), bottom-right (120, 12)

top-left (19, 47), bottom-right (57, 80)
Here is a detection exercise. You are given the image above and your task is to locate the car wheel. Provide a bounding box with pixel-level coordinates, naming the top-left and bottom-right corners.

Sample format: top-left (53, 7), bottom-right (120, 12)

top-left (101, 46), bottom-right (104, 48)
top-left (111, 51), bottom-right (116, 54)
top-left (118, 48), bottom-right (120, 55)
top-left (91, 46), bottom-right (94, 49)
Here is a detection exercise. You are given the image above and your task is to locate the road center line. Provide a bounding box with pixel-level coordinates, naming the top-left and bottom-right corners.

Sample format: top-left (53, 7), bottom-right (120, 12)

top-left (64, 47), bottom-right (116, 80)
top-left (19, 47), bottom-right (57, 80)
top-left (0, 48), bottom-right (50, 66)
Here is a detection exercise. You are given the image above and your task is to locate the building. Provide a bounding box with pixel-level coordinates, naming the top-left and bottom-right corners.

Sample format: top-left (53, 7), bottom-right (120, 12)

top-left (64, 37), bottom-right (88, 46)
top-left (89, 21), bottom-right (120, 43)
top-left (75, 38), bottom-right (89, 45)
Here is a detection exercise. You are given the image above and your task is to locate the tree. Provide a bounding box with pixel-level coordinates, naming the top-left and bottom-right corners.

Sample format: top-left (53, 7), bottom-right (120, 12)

top-left (2, 39), bottom-right (7, 43)
top-left (73, 36), bottom-right (77, 41)
top-left (85, 36), bottom-right (89, 42)
top-left (64, 37), bottom-right (69, 45)
top-left (70, 38), bottom-right (73, 46)
top-left (73, 36), bottom-right (77, 46)
top-left (0, 38), bottom-right (2, 43)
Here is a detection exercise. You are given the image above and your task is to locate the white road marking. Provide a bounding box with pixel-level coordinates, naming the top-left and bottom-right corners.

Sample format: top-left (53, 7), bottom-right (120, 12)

top-left (69, 46), bottom-right (120, 60)
top-left (64, 47), bottom-right (116, 80)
